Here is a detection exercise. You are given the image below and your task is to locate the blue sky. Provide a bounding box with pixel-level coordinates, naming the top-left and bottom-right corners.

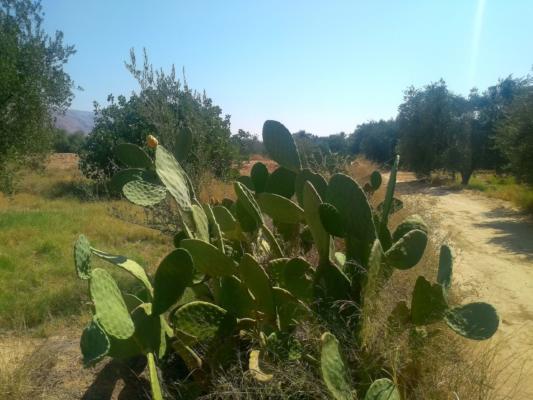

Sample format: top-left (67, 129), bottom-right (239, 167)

top-left (42, 0), bottom-right (533, 136)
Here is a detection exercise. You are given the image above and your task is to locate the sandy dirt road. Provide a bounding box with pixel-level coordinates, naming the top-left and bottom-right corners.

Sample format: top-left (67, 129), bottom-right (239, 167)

top-left (396, 175), bottom-right (533, 398)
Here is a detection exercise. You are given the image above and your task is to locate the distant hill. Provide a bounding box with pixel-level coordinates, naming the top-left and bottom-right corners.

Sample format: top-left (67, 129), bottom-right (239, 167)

top-left (54, 109), bottom-right (94, 134)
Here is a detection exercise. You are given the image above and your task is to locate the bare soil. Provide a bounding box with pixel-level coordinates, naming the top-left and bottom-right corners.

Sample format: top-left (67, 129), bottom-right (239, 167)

top-left (396, 173), bottom-right (533, 398)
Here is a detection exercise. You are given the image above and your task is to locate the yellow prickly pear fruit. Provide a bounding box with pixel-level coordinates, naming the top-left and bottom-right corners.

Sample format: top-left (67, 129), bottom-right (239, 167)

top-left (146, 134), bottom-right (158, 148)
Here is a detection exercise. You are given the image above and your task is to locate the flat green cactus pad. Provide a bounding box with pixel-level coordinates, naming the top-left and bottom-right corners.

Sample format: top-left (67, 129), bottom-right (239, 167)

top-left (80, 319), bottom-right (110, 366)
top-left (303, 181), bottom-right (330, 264)
top-left (251, 162), bottom-right (269, 193)
top-left (257, 192), bottom-right (304, 224)
top-left (234, 181), bottom-right (263, 225)
top-left (380, 155), bottom-right (399, 226)
top-left (190, 204), bottom-right (209, 242)
top-left (74, 234), bottom-right (91, 280)
top-left (239, 254), bottom-right (276, 317)
top-left (364, 378), bottom-right (400, 400)
top-left (265, 167), bottom-right (297, 198)
top-left (385, 229), bottom-right (427, 270)
top-left (319, 203), bottom-right (347, 238)
top-left (114, 143), bottom-right (153, 169)
top-left (155, 145), bottom-right (191, 211)
top-left (370, 170), bottom-right (382, 191)
top-left (122, 179), bottom-right (167, 206)
top-left (172, 301), bottom-right (233, 343)
top-left (237, 175), bottom-right (255, 191)
top-left (273, 286), bottom-right (310, 331)
top-left (152, 249), bottom-right (194, 315)
top-left (327, 173), bottom-right (376, 246)
top-left (262, 120), bottom-right (301, 172)
top-left (216, 275), bottom-right (255, 318)
top-left (212, 205), bottom-right (238, 232)
top-left (445, 302), bottom-right (499, 340)
top-left (109, 168), bottom-right (155, 193)
top-left (320, 332), bottom-right (355, 400)
top-left (282, 257), bottom-right (313, 301)
top-left (392, 214), bottom-right (428, 242)
top-left (91, 248), bottom-right (153, 295)
top-left (411, 276), bottom-right (448, 325)
top-left (181, 239), bottom-right (237, 277)
top-left (437, 245), bottom-right (453, 290)
top-left (235, 199), bottom-right (260, 232)
top-left (89, 268), bottom-right (135, 339)
top-left (377, 197), bottom-right (403, 216)
top-left (295, 168), bottom-right (327, 206)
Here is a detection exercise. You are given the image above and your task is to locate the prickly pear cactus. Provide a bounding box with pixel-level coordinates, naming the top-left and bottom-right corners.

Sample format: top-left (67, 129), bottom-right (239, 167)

top-left (320, 332), bottom-right (355, 400)
top-left (74, 234), bottom-right (91, 280)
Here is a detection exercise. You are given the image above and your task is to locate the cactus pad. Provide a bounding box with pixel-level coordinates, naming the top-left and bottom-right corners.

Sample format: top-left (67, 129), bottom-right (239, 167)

top-left (385, 229), bottom-right (427, 270)
top-left (370, 171), bottom-right (382, 191)
top-left (91, 248), bottom-right (153, 295)
top-left (265, 167), bottom-right (297, 198)
top-left (320, 332), bottom-right (354, 400)
top-left (295, 168), bottom-right (327, 206)
top-left (109, 168), bottom-right (155, 193)
top-left (123, 179), bottom-right (167, 206)
top-left (392, 214), bottom-right (428, 242)
top-left (239, 254), bottom-right (276, 317)
top-left (303, 181), bottom-right (330, 264)
top-left (282, 257), bottom-right (313, 301)
top-left (114, 143), bottom-right (153, 169)
top-left (262, 120), bottom-right (301, 172)
top-left (155, 145), bottom-right (191, 211)
top-left (181, 239), bottom-right (237, 277)
top-left (80, 319), bottom-right (110, 366)
top-left (251, 162), bottom-right (269, 193)
top-left (152, 249), bottom-right (194, 315)
top-left (89, 268), bottom-right (135, 339)
top-left (437, 245), bottom-right (453, 290)
top-left (327, 173), bottom-right (375, 246)
top-left (172, 301), bottom-right (233, 343)
top-left (190, 204), bottom-right (210, 242)
top-left (364, 378), bottom-right (400, 400)
top-left (257, 192), bottom-right (304, 224)
top-left (410, 276), bottom-right (448, 325)
top-left (444, 302), bottom-right (499, 340)
top-left (234, 181), bottom-right (263, 225)
top-left (319, 203), bottom-right (347, 237)
top-left (216, 275), bottom-right (255, 318)
top-left (74, 234), bottom-right (91, 280)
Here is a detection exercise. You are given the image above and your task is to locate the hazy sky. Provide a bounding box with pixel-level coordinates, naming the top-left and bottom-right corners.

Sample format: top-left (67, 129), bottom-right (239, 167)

top-left (42, 0), bottom-right (533, 136)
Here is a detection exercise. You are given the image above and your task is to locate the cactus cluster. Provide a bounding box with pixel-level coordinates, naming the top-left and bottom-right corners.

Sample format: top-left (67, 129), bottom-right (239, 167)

top-left (74, 121), bottom-right (499, 399)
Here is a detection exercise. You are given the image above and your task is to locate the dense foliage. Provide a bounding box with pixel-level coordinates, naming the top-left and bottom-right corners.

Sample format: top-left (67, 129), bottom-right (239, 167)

top-left (349, 119), bottom-right (398, 163)
top-left (74, 121), bottom-right (499, 399)
top-left (52, 129), bottom-right (86, 153)
top-left (0, 0), bottom-right (75, 191)
top-left (80, 49), bottom-right (237, 185)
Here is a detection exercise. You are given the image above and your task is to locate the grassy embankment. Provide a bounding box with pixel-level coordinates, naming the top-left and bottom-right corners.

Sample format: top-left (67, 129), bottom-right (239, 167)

top-left (437, 171), bottom-right (533, 213)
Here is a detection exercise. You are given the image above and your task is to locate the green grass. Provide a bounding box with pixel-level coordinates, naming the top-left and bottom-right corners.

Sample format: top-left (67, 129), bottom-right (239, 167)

top-left (464, 173), bottom-right (533, 213)
top-left (0, 161), bottom-right (172, 333)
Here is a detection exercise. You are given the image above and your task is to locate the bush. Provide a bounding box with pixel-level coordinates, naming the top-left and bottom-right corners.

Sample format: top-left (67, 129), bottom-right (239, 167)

top-left (52, 129), bottom-right (86, 153)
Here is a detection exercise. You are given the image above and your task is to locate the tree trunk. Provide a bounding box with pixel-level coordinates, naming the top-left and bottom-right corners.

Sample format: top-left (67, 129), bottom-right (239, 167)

top-left (461, 170), bottom-right (473, 185)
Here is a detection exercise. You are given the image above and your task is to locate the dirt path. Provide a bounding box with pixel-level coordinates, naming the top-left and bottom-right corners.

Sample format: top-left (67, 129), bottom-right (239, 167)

top-left (397, 175), bottom-right (533, 398)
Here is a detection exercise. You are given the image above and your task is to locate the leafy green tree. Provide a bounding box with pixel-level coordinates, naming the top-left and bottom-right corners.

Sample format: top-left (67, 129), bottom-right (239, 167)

top-left (0, 0), bottom-right (75, 191)
top-left (232, 129), bottom-right (264, 158)
top-left (79, 95), bottom-right (155, 179)
top-left (52, 129), bottom-right (86, 153)
top-left (495, 78), bottom-right (533, 183)
top-left (349, 119), bottom-right (398, 163)
top-left (125, 49), bottom-right (237, 182)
